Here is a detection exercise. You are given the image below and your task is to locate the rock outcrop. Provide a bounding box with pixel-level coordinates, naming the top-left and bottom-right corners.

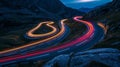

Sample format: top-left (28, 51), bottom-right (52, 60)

top-left (43, 48), bottom-right (120, 67)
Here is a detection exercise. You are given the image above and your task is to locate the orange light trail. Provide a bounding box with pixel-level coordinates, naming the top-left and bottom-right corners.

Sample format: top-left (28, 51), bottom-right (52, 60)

top-left (0, 19), bottom-right (67, 55)
top-left (27, 21), bottom-right (57, 38)
top-left (97, 22), bottom-right (108, 34)
top-left (0, 16), bottom-right (95, 63)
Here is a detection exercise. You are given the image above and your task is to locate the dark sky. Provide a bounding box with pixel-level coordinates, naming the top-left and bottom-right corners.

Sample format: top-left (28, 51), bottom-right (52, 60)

top-left (60, 0), bottom-right (112, 9)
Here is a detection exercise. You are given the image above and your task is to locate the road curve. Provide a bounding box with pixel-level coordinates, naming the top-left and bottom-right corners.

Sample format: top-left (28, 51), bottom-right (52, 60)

top-left (0, 16), bottom-right (97, 65)
top-left (26, 21), bottom-right (57, 38)
top-left (97, 22), bottom-right (107, 34)
top-left (0, 19), bottom-right (67, 56)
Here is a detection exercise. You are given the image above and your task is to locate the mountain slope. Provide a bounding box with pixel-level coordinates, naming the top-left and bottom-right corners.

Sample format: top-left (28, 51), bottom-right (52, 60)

top-left (0, 0), bottom-right (84, 50)
top-left (84, 0), bottom-right (120, 49)
top-left (84, 0), bottom-right (120, 20)
top-left (43, 0), bottom-right (120, 67)
top-left (0, 0), bottom-right (84, 24)
top-left (78, 7), bottom-right (93, 13)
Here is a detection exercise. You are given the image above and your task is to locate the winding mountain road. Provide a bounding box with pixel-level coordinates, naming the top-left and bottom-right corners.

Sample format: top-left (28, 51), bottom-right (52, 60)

top-left (26, 21), bottom-right (57, 38)
top-left (0, 16), bottom-right (105, 66)
top-left (0, 19), bottom-right (68, 57)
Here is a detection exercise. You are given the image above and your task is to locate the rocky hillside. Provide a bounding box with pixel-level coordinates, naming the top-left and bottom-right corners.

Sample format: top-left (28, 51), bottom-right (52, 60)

top-left (0, 0), bottom-right (84, 24)
top-left (84, 0), bottom-right (120, 20)
top-left (0, 0), bottom-right (84, 50)
top-left (43, 0), bottom-right (120, 67)
top-left (84, 0), bottom-right (120, 50)
top-left (0, 0), bottom-right (120, 66)
top-left (44, 48), bottom-right (120, 67)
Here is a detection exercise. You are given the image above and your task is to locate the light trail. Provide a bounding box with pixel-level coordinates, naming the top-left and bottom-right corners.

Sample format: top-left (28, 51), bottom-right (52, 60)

top-left (0, 19), bottom-right (66, 55)
top-left (0, 16), bottom-right (95, 63)
top-left (26, 21), bottom-right (57, 38)
top-left (97, 22), bottom-right (108, 34)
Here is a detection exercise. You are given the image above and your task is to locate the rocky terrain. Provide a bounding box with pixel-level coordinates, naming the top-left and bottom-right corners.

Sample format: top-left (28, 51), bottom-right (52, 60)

top-left (0, 0), bottom-right (120, 67)
top-left (0, 0), bottom-right (84, 24)
top-left (44, 48), bottom-right (120, 67)
top-left (43, 0), bottom-right (120, 67)
top-left (0, 0), bottom-right (84, 50)
top-left (84, 0), bottom-right (120, 50)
